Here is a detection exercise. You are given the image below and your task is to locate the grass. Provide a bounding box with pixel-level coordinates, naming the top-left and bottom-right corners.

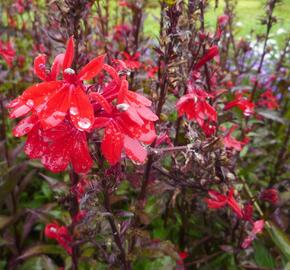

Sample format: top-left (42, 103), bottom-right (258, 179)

top-left (143, 0), bottom-right (290, 46)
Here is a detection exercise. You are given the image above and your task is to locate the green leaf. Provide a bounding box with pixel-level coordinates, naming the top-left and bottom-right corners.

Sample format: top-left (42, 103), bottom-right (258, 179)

top-left (16, 245), bottom-right (65, 261)
top-left (266, 222), bottom-right (290, 260)
top-left (256, 109), bottom-right (286, 124)
top-left (253, 241), bottom-right (276, 268)
top-left (17, 256), bottom-right (59, 270)
top-left (0, 163), bottom-right (27, 204)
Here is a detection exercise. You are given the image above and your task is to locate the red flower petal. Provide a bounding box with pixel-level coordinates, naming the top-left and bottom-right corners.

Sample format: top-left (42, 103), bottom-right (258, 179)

top-left (22, 81), bottom-right (63, 107)
top-left (63, 36), bottom-right (74, 71)
top-left (13, 114), bottom-right (37, 137)
top-left (117, 79), bottom-right (128, 104)
top-left (195, 46), bottom-right (219, 70)
top-left (34, 54), bottom-right (47, 81)
top-left (103, 64), bottom-right (120, 82)
top-left (50, 53), bottom-right (64, 80)
top-left (101, 122), bottom-right (124, 165)
top-left (94, 117), bottom-right (111, 128)
top-left (126, 106), bottom-right (144, 126)
top-left (124, 136), bottom-right (147, 164)
top-left (69, 86), bottom-right (94, 131)
top-left (70, 133), bottom-right (93, 173)
top-left (126, 91), bottom-right (152, 106)
top-left (45, 223), bottom-right (59, 239)
top-left (90, 92), bottom-right (113, 113)
top-left (9, 102), bottom-right (31, 119)
top-left (24, 126), bottom-right (45, 159)
top-left (78, 54), bottom-right (105, 81)
top-left (138, 121), bottom-right (157, 144)
top-left (39, 87), bottom-right (70, 130)
top-left (41, 137), bottom-right (71, 173)
top-left (136, 106), bottom-right (159, 121)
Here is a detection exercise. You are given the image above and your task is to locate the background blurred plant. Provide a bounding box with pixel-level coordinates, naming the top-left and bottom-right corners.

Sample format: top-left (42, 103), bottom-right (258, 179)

top-left (0, 0), bottom-right (289, 269)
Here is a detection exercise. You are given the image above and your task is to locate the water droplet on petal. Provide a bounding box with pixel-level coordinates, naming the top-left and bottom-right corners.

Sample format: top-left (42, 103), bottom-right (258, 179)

top-left (26, 99), bottom-right (34, 108)
top-left (50, 227), bottom-right (57, 233)
top-left (77, 118), bottom-right (92, 130)
top-left (116, 103), bottom-right (130, 112)
top-left (64, 68), bottom-right (76, 75)
top-left (70, 107), bottom-right (79, 115)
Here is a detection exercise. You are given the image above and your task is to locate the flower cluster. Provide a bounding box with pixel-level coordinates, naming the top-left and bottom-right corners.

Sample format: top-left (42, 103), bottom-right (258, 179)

top-left (176, 46), bottom-right (219, 136)
top-left (0, 40), bottom-right (15, 67)
top-left (8, 37), bottom-right (158, 173)
top-left (45, 223), bottom-right (73, 254)
top-left (205, 188), bottom-right (268, 249)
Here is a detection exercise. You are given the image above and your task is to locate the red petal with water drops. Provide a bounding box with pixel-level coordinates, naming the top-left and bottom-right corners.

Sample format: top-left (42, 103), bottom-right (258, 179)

top-left (137, 106), bottom-right (159, 121)
top-left (41, 136), bottom-right (71, 173)
top-left (139, 121), bottom-right (156, 144)
top-left (117, 79), bottom-right (128, 104)
top-left (9, 102), bottom-right (31, 119)
top-left (101, 122), bottom-right (124, 165)
top-left (126, 106), bottom-right (144, 126)
top-left (24, 126), bottom-right (45, 159)
top-left (71, 133), bottom-right (93, 173)
top-left (22, 81), bottom-right (63, 106)
top-left (78, 54), bottom-right (105, 81)
top-left (90, 92), bottom-right (113, 113)
top-left (69, 86), bottom-right (94, 131)
top-left (13, 114), bottom-right (38, 137)
top-left (63, 36), bottom-right (74, 71)
top-left (45, 223), bottom-right (59, 239)
top-left (50, 53), bottom-right (64, 80)
top-left (39, 87), bottom-right (70, 130)
top-left (124, 136), bottom-right (147, 164)
top-left (34, 54), bottom-right (47, 81)
top-left (126, 91), bottom-right (152, 106)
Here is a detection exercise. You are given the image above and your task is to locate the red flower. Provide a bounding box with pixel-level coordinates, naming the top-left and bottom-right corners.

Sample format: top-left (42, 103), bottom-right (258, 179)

top-left (93, 77), bottom-right (158, 165)
top-left (260, 188), bottom-right (279, 205)
top-left (194, 46), bottom-right (219, 70)
top-left (8, 36), bottom-right (105, 131)
top-left (177, 251), bottom-right (189, 265)
top-left (45, 223), bottom-right (73, 254)
top-left (205, 188), bottom-right (243, 218)
top-left (215, 15), bottom-right (229, 39)
top-left (0, 40), bottom-right (15, 67)
top-left (155, 132), bottom-right (173, 147)
top-left (241, 219), bottom-right (265, 249)
top-left (19, 119), bottom-right (93, 173)
top-left (119, 51), bottom-right (141, 70)
top-left (224, 92), bottom-right (255, 116)
top-left (146, 65), bottom-right (158, 79)
top-left (242, 203), bottom-right (254, 222)
top-left (257, 89), bottom-right (278, 110)
top-left (222, 125), bottom-right (249, 151)
top-left (176, 89), bottom-right (217, 136)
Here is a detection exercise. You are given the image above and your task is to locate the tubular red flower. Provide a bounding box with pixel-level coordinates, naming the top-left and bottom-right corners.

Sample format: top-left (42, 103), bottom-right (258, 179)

top-left (205, 188), bottom-right (243, 218)
top-left (45, 223), bottom-right (73, 254)
top-left (222, 125), bottom-right (249, 151)
top-left (194, 46), bottom-right (219, 70)
top-left (176, 89), bottom-right (217, 136)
